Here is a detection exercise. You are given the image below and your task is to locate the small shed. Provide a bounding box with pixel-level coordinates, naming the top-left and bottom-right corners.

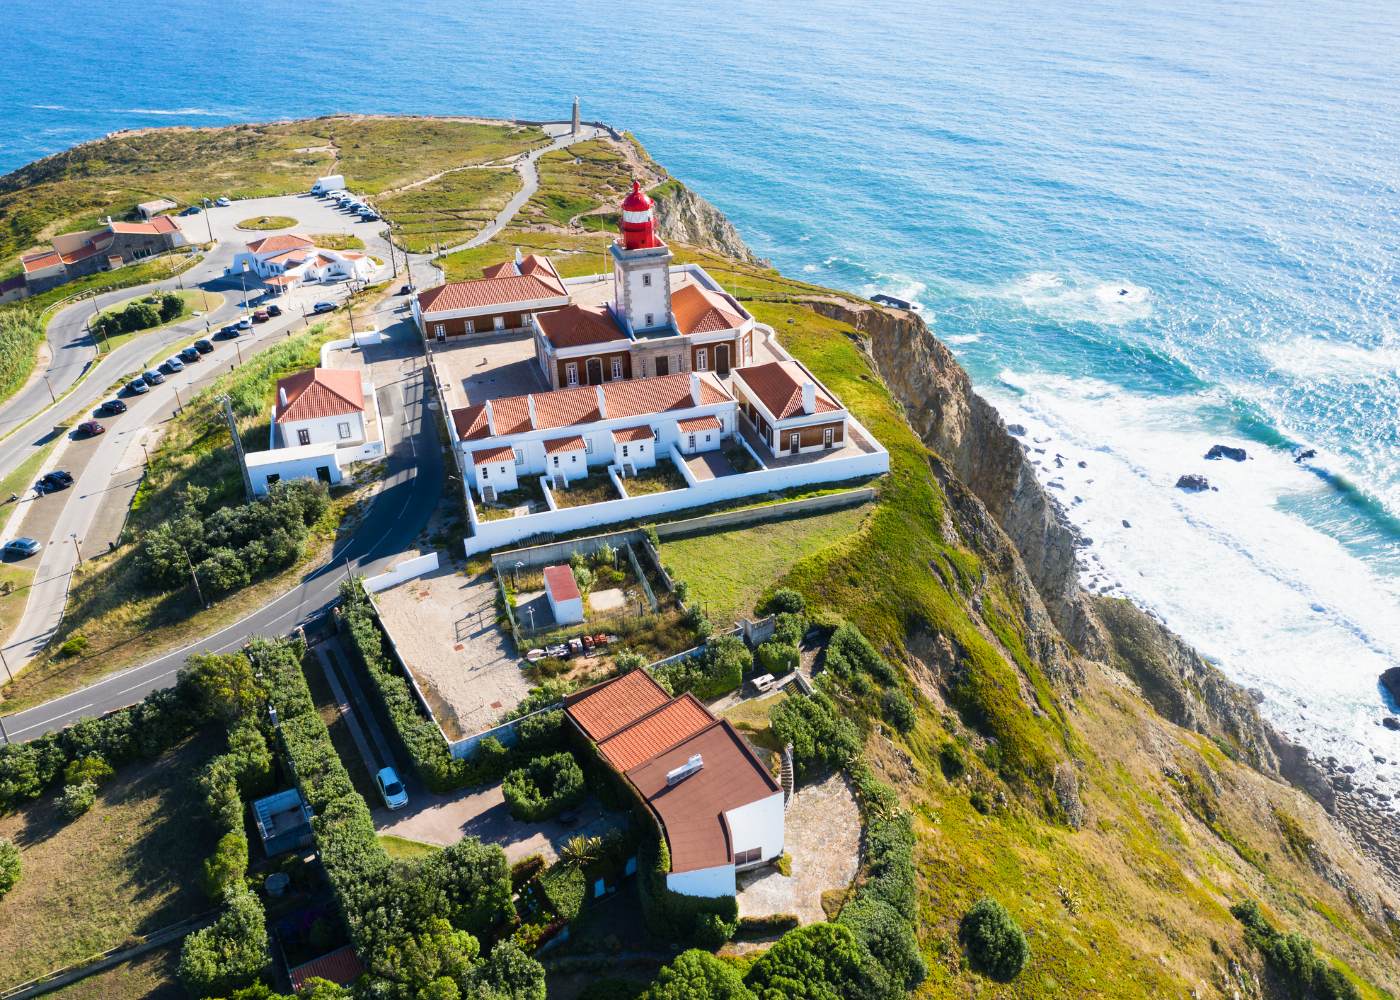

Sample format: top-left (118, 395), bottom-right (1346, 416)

top-left (543, 564), bottom-right (584, 625)
top-left (136, 198), bottom-right (177, 220)
top-left (253, 788), bottom-right (314, 857)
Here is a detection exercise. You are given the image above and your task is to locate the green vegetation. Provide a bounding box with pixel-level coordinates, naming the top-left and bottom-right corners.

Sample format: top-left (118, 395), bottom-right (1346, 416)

top-left (622, 461), bottom-right (688, 496)
top-left (332, 118), bottom-right (546, 194)
top-left (0, 308), bottom-right (44, 405)
top-left (655, 633), bottom-right (750, 700)
top-left (234, 215), bottom-right (296, 230)
top-left (961, 897), bottom-right (1031, 981)
top-left (306, 232), bottom-right (365, 252)
top-left (379, 834), bottom-right (441, 861)
top-left (0, 838), bottom-right (19, 900)
top-left (380, 166), bottom-right (520, 252)
top-left (177, 885), bottom-right (268, 996)
top-left (522, 139), bottom-right (632, 227)
top-left (1232, 900), bottom-right (1362, 1000)
top-left (658, 505), bottom-right (870, 626)
top-left (92, 289), bottom-right (189, 341)
top-left (501, 751), bottom-right (585, 822)
top-left (551, 469), bottom-right (619, 508)
top-left (641, 950), bottom-right (752, 1000)
top-left (772, 687), bottom-right (862, 777)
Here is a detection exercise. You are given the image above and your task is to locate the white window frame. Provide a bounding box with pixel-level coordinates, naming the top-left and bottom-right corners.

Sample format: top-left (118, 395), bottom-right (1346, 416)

top-left (652, 426), bottom-right (661, 441)
top-left (513, 448), bottom-right (524, 465)
top-left (824, 426), bottom-right (834, 448)
top-left (465, 319), bottom-right (475, 334)
top-left (695, 348), bottom-right (708, 371)
top-left (611, 358), bottom-right (623, 380)
top-left (622, 444), bottom-right (630, 458)
top-left (297, 428), bottom-right (311, 446)
top-left (481, 465), bottom-right (490, 480)
top-left (494, 315), bottom-right (506, 330)
top-left (642, 273), bottom-right (652, 287)
top-left (433, 323), bottom-right (445, 341)
top-left (585, 437), bottom-right (594, 454)
top-left (565, 362), bottom-right (579, 387)
top-left (337, 421), bottom-right (351, 440)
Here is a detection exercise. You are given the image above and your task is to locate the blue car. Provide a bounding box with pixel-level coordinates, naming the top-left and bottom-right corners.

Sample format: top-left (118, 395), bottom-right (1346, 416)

top-left (376, 767), bottom-right (408, 810)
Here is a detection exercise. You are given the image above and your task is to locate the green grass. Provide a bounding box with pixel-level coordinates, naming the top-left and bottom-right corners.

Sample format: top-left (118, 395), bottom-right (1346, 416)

top-left (94, 289), bottom-right (219, 357)
top-left (721, 690), bottom-right (789, 753)
top-left (658, 505), bottom-right (870, 625)
top-left (235, 214), bottom-right (296, 230)
top-left (307, 233), bottom-right (365, 251)
top-left (0, 560), bottom-right (36, 648)
top-left (520, 139), bottom-right (631, 228)
top-left (380, 167), bottom-right (520, 253)
top-left (620, 461), bottom-right (687, 496)
top-left (0, 732), bottom-right (219, 991)
top-left (550, 470), bottom-right (619, 509)
top-left (378, 835), bottom-right (441, 861)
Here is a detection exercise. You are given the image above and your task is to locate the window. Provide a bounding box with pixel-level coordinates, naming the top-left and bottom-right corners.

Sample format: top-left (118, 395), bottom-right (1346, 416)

top-left (695, 348), bottom-right (708, 371)
top-left (494, 315), bottom-right (506, 330)
top-left (513, 448), bottom-right (524, 465)
top-left (735, 847), bottom-right (762, 866)
top-left (433, 324), bottom-right (445, 340)
top-left (644, 313), bottom-right (654, 327)
top-left (718, 416), bottom-right (726, 431)
top-left (465, 319), bottom-right (475, 334)
top-left (789, 432), bottom-right (800, 453)
top-left (687, 433), bottom-right (696, 450)
top-left (585, 438), bottom-right (594, 454)
top-left (297, 428), bottom-right (311, 446)
top-left (642, 273), bottom-right (652, 287)
top-left (552, 455), bottom-right (560, 468)
top-left (611, 358), bottom-right (623, 380)
top-left (565, 362), bottom-right (579, 386)
top-left (622, 445), bottom-right (629, 458)
top-left (337, 421), bottom-right (351, 440)
top-left (481, 465), bottom-right (489, 479)
top-left (824, 426), bottom-right (834, 448)
top-left (652, 426), bottom-right (660, 441)
top-left (639, 357), bottom-right (649, 377)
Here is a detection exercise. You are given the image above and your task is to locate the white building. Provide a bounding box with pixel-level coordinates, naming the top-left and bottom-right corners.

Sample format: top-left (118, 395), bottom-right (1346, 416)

top-left (273, 368), bottom-right (367, 448)
top-left (228, 234), bottom-right (373, 293)
top-left (543, 565), bottom-right (585, 626)
top-left (731, 360), bottom-right (850, 458)
top-left (565, 671), bottom-right (784, 898)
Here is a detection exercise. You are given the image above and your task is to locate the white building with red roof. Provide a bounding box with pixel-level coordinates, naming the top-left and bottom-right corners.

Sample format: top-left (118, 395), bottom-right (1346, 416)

top-left (542, 564), bottom-right (584, 625)
top-left (228, 233), bottom-right (373, 293)
top-left (274, 367), bottom-right (367, 448)
top-left (731, 359), bottom-right (850, 458)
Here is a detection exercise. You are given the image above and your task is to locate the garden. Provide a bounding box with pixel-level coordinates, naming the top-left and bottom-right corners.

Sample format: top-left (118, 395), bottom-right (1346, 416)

top-left (475, 478), bottom-right (547, 522)
top-left (91, 290), bottom-right (198, 344)
top-left (548, 470), bottom-right (621, 509)
top-left (620, 460), bottom-right (688, 497)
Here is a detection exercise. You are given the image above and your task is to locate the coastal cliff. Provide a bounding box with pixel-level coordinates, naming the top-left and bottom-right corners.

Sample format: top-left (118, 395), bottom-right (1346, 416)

top-left (652, 180), bottom-right (766, 266)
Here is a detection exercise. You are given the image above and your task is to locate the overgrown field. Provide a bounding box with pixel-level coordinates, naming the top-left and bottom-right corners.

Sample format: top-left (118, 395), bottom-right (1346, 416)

top-left (380, 166), bottom-right (520, 252)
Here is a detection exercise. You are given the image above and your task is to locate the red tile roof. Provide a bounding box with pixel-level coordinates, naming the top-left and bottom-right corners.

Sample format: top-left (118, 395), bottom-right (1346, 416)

top-left (21, 250), bottom-right (61, 273)
top-left (290, 945), bottom-right (363, 991)
top-left (611, 425), bottom-right (653, 443)
top-left (109, 216), bottom-right (180, 236)
top-left (543, 564), bottom-right (581, 603)
top-left (597, 694), bottom-right (714, 771)
top-left (61, 237), bottom-right (110, 265)
top-left (671, 282), bottom-right (746, 335)
top-left (246, 233), bottom-right (315, 254)
top-left (416, 264), bottom-right (567, 316)
top-left (627, 719), bottom-right (781, 873)
top-left (566, 670), bottom-right (671, 741)
top-left (275, 368), bottom-right (365, 423)
top-left (452, 404), bottom-right (489, 439)
top-left (536, 303), bottom-right (628, 349)
top-left (543, 435), bottom-right (586, 455)
top-left (471, 444), bottom-right (516, 465)
top-left (677, 415), bottom-right (721, 432)
top-left (734, 361), bottom-right (840, 421)
top-left (481, 260), bottom-right (516, 278)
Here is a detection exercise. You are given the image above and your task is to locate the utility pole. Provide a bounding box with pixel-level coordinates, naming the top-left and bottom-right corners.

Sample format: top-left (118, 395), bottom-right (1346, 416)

top-left (43, 375), bottom-right (55, 404)
top-left (203, 200), bottom-right (214, 245)
top-left (0, 713), bottom-right (8, 745)
top-left (221, 395), bottom-right (253, 500)
top-left (183, 545), bottom-right (207, 609)
top-left (0, 645), bottom-right (12, 684)
top-left (70, 533), bottom-right (83, 567)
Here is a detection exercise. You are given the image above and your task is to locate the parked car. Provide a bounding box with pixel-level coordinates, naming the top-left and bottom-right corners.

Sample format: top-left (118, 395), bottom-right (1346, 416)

top-left (77, 420), bottom-right (105, 436)
top-left (3, 537), bottom-right (41, 559)
top-left (143, 369), bottom-right (166, 386)
top-left (126, 379), bottom-right (150, 395)
top-left (194, 338), bottom-right (214, 354)
top-left (180, 346), bottom-right (202, 363)
top-left (266, 304), bottom-right (282, 317)
top-left (218, 323), bottom-right (240, 339)
top-left (160, 357), bottom-right (185, 373)
top-left (100, 398), bottom-right (128, 415)
top-left (398, 284), bottom-right (414, 296)
top-left (37, 470), bottom-right (74, 494)
top-left (252, 309), bottom-right (270, 323)
top-left (237, 317), bottom-right (252, 330)
top-left (312, 301), bottom-right (337, 314)
top-left (375, 767), bottom-right (409, 811)
top-left (180, 205), bottom-right (201, 216)
top-left (215, 196), bottom-right (231, 207)
top-left (359, 210), bottom-right (380, 222)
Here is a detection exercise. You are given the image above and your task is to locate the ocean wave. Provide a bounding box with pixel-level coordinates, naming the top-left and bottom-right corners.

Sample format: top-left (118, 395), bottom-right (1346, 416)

top-left (996, 270), bottom-right (1154, 325)
top-left (946, 333), bottom-right (981, 344)
top-left (1258, 336), bottom-right (1400, 383)
top-left (111, 107), bottom-right (235, 117)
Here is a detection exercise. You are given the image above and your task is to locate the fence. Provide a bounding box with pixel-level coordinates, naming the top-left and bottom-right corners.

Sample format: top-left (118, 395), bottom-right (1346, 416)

top-left (363, 551), bottom-right (439, 594)
top-left (652, 487), bottom-right (876, 541)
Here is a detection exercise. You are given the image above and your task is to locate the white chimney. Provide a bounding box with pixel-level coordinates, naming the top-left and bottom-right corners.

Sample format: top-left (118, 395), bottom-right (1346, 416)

top-left (801, 380), bottom-right (816, 415)
top-left (485, 399), bottom-right (496, 435)
top-left (278, 387), bottom-right (288, 408)
top-left (514, 246), bottom-right (523, 268)
top-left (527, 394), bottom-right (537, 428)
top-left (595, 384), bottom-right (608, 418)
top-left (690, 372), bottom-right (702, 406)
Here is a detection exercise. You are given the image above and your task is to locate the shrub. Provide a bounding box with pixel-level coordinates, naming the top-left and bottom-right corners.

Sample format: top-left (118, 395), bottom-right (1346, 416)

top-left (501, 752), bottom-right (585, 822)
top-left (880, 690), bottom-right (916, 733)
top-left (839, 894), bottom-right (926, 992)
top-left (1231, 899), bottom-right (1361, 1000)
top-left (644, 950), bottom-right (754, 1000)
top-left (772, 611), bottom-right (806, 646)
top-left (58, 781), bottom-right (97, 820)
top-left (515, 709), bottom-right (565, 754)
top-left (538, 861), bottom-right (586, 922)
top-left (692, 910), bottom-right (738, 949)
top-left (756, 639), bottom-right (798, 677)
top-left (614, 650), bottom-right (647, 672)
top-left (510, 854), bottom-right (545, 891)
top-left (178, 886), bottom-right (269, 997)
top-left (656, 635), bottom-right (749, 700)
top-left (57, 635), bottom-right (89, 659)
top-left (938, 741), bottom-right (966, 779)
top-left (429, 836), bottom-right (515, 935)
top-left (672, 579), bottom-right (689, 604)
top-left (203, 830), bottom-right (249, 901)
top-left (961, 898), bottom-right (1030, 981)
top-left (638, 835), bottom-right (739, 945)
top-left (63, 754), bottom-right (113, 786)
top-left (771, 690), bottom-right (861, 775)
top-left (743, 921), bottom-right (877, 999)
top-left (762, 588), bottom-right (805, 615)
top-left (471, 939), bottom-right (546, 1000)
top-left (824, 623), bottom-right (895, 686)
top-left (159, 291), bottom-right (183, 321)
top-left (0, 838), bottom-right (20, 899)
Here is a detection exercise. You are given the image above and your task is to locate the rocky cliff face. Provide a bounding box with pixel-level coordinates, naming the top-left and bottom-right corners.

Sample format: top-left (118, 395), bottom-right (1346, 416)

top-left (653, 181), bottom-right (766, 266)
top-left (805, 299), bottom-right (1332, 791)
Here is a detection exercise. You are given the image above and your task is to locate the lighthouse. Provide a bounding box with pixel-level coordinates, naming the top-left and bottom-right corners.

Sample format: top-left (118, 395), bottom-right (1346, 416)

top-left (611, 179), bottom-right (673, 335)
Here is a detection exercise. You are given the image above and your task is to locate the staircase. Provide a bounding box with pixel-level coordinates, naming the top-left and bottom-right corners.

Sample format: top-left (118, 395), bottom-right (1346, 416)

top-left (780, 743), bottom-right (795, 808)
top-left (552, 474), bottom-right (566, 491)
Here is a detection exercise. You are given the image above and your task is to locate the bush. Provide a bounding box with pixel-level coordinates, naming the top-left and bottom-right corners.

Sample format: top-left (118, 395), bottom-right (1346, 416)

top-left (961, 898), bottom-right (1030, 981)
top-left (771, 690), bottom-right (861, 776)
top-left (656, 634), bottom-right (749, 700)
top-left (178, 886), bottom-right (269, 997)
top-left (743, 921), bottom-right (878, 999)
top-left (1231, 899), bottom-right (1361, 1000)
top-left (756, 639), bottom-right (798, 677)
top-left (880, 690), bottom-right (916, 733)
top-left (203, 830), bottom-right (249, 901)
top-left (614, 650), bottom-right (647, 672)
top-left (63, 754), bottom-right (113, 786)
top-left (824, 623), bottom-right (895, 686)
top-left (938, 741), bottom-right (966, 779)
top-left (159, 291), bottom-right (183, 321)
top-left (0, 838), bottom-right (20, 900)
top-left (538, 861), bottom-right (586, 922)
top-left (58, 781), bottom-right (97, 820)
top-left (644, 950), bottom-right (754, 1000)
top-left (430, 836), bottom-right (515, 935)
top-left (57, 635), bottom-right (89, 659)
top-left (772, 611), bottom-right (806, 646)
top-left (839, 894), bottom-right (927, 992)
top-left (761, 588), bottom-right (805, 615)
top-left (501, 752), bottom-right (585, 822)
top-left (638, 835), bottom-right (739, 945)
top-left (510, 854), bottom-right (545, 891)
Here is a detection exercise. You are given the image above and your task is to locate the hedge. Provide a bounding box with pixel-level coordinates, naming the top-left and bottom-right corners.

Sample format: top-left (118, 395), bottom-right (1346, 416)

top-left (177, 885), bottom-right (269, 997)
top-left (538, 861), bottom-right (586, 922)
top-left (655, 634), bottom-right (749, 700)
top-left (638, 834), bottom-right (738, 945)
top-left (502, 752), bottom-right (585, 822)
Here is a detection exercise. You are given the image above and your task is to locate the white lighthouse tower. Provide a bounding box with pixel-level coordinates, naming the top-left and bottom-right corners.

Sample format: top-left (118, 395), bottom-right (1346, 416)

top-left (611, 179), bottom-right (673, 336)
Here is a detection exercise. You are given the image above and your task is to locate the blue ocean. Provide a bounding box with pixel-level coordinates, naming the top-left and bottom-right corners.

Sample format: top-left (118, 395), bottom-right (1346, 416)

top-left (5, 0), bottom-right (1400, 777)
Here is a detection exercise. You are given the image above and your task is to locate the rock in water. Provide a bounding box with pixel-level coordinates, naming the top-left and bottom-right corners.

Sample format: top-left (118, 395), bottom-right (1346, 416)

top-left (1383, 717), bottom-right (1400, 732)
top-left (1205, 444), bottom-right (1248, 462)
top-left (1176, 474), bottom-right (1211, 492)
top-left (1294, 448), bottom-right (1317, 463)
top-left (1381, 667), bottom-right (1400, 708)
top-left (1007, 423), bottom-right (1027, 436)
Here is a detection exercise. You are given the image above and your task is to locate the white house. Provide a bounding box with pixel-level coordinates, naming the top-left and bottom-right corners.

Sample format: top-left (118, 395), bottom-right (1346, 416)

top-left (565, 671), bottom-right (784, 898)
top-left (273, 368), bottom-right (367, 448)
top-left (451, 371), bottom-right (736, 500)
top-left (543, 564), bottom-right (584, 626)
top-left (730, 360), bottom-right (849, 458)
top-left (228, 234), bottom-right (373, 293)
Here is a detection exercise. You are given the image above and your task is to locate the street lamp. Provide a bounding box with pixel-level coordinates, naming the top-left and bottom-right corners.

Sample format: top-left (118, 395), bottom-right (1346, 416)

top-left (513, 561), bottom-right (524, 589)
top-left (239, 261), bottom-right (251, 321)
top-left (70, 533), bottom-right (83, 567)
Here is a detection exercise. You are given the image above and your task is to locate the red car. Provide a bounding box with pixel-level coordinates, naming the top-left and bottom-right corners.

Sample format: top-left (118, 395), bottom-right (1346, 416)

top-left (252, 309), bottom-right (270, 323)
top-left (78, 420), bottom-right (105, 437)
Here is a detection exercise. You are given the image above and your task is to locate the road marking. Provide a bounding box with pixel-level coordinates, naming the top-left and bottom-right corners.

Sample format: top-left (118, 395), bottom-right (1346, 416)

top-left (9, 703), bottom-right (92, 738)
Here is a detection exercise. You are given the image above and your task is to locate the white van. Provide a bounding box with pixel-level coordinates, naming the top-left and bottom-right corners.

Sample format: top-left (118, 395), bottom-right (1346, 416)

top-left (310, 174), bottom-right (346, 196)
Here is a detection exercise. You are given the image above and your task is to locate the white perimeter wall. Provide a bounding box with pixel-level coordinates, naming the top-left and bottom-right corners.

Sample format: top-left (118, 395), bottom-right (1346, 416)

top-left (247, 445), bottom-right (342, 495)
top-left (725, 791), bottom-right (785, 864)
top-left (364, 552), bottom-right (440, 593)
top-left (666, 863), bottom-right (736, 898)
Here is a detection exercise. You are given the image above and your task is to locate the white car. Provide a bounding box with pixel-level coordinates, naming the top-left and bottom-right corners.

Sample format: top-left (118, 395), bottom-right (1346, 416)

top-left (376, 767), bottom-right (409, 810)
top-left (215, 196), bottom-right (231, 207)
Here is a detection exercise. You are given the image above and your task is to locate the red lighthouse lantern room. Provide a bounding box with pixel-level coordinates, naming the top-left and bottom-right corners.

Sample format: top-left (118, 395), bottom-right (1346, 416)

top-left (619, 179), bottom-right (658, 250)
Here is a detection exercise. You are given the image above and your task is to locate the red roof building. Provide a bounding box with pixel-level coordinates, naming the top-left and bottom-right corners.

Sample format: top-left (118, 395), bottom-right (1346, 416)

top-left (415, 255), bottom-right (569, 339)
top-left (275, 368), bottom-right (365, 423)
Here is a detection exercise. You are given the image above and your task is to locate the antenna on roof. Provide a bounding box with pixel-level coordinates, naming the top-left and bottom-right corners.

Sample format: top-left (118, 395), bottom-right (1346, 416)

top-left (666, 754), bottom-right (704, 786)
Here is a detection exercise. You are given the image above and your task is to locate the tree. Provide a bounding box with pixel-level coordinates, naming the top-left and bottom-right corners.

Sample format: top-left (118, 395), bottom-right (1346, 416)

top-left (839, 895), bottom-right (926, 992)
top-left (159, 291), bottom-right (184, 321)
top-left (879, 690), bottom-right (916, 733)
top-left (362, 917), bottom-right (479, 997)
top-left (467, 941), bottom-right (546, 1000)
top-left (761, 588), bottom-right (805, 615)
top-left (643, 950), bottom-right (755, 1000)
top-left (184, 653), bottom-right (267, 723)
top-left (429, 837), bottom-right (514, 936)
top-left (58, 781), bottom-right (96, 820)
top-left (198, 547), bottom-right (251, 598)
top-left (179, 886), bottom-right (269, 997)
top-left (744, 922), bottom-right (877, 1000)
top-left (0, 838), bottom-right (20, 900)
top-left (63, 753), bottom-right (113, 786)
top-left (960, 898), bottom-right (1030, 981)
top-left (203, 830), bottom-right (249, 901)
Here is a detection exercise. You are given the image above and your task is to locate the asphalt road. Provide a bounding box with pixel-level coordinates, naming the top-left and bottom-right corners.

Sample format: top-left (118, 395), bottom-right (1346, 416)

top-left (0, 304), bottom-right (443, 742)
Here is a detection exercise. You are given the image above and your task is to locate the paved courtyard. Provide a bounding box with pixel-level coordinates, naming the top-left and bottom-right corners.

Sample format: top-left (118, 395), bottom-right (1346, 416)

top-left (736, 771), bottom-right (861, 924)
top-left (373, 565), bottom-right (527, 741)
top-left (430, 332), bottom-right (546, 413)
